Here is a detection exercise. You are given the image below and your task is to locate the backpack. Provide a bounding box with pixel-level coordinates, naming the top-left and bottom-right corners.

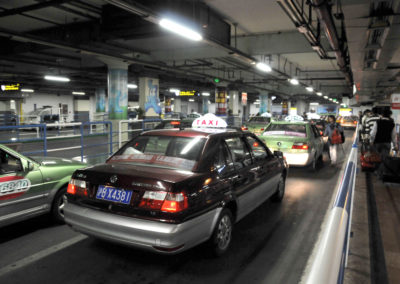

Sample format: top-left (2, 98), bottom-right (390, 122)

top-left (331, 126), bottom-right (342, 144)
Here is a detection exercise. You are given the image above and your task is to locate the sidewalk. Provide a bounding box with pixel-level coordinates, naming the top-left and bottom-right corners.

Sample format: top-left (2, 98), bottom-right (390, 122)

top-left (345, 168), bottom-right (400, 284)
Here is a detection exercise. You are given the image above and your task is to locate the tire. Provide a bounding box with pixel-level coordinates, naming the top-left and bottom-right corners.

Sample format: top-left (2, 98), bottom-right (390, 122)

top-left (311, 154), bottom-right (317, 171)
top-left (271, 175), bottom-right (285, 202)
top-left (208, 209), bottom-right (234, 257)
top-left (51, 186), bottom-right (67, 224)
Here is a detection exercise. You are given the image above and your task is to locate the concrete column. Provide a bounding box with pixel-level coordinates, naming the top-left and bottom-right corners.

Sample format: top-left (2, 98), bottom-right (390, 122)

top-left (95, 88), bottom-right (106, 113)
top-left (259, 93), bottom-right (268, 114)
top-left (174, 97), bottom-right (181, 113)
top-left (228, 90), bottom-right (239, 115)
top-left (295, 100), bottom-right (307, 116)
top-left (215, 87), bottom-right (227, 116)
top-left (202, 97), bottom-right (209, 114)
top-left (139, 77), bottom-right (161, 118)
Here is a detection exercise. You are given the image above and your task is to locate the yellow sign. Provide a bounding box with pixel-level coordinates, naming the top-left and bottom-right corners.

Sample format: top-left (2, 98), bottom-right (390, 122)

top-left (1, 83), bottom-right (20, 91)
top-left (179, 90), bottom-right (195, 96)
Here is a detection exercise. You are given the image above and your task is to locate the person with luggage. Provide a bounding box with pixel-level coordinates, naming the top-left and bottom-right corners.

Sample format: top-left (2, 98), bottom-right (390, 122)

top-left (370, 109), bottom-right (398, 160)
top-left (324, 115), bottom-right (345, 166)
top-left (363, 108), bottom-right (380, 142)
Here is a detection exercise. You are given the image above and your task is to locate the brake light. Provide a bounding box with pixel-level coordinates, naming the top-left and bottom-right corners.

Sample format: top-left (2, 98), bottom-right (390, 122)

top-left (320, 131), bottom-right (323, 136)
top-left (292, 143), bottom-right (309, 150)
top-left (170, 121), bottom-right (181, 126)
top-left (353, 121), bottom-right (357, 124)
top-left (241, 126), bottom-right (248, 131)
top-left (253, 142), bottom-right (259, 147)
top-left (67, 179), bottom-right (88, 196)
top-left (139, 191), bottom-right (188, 213)
top-left (260, 128), bottom-right (264, 131)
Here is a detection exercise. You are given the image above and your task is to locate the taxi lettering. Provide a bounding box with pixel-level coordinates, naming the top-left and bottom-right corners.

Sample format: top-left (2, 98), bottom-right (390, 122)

top-left (0, 176), bottom-right (31, 200)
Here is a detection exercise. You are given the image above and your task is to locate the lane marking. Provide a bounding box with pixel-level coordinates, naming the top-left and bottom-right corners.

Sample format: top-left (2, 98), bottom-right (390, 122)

top-left (0, 234), bottom-right (87, 277)
top-left (46, 146), bottom-right (81, 152)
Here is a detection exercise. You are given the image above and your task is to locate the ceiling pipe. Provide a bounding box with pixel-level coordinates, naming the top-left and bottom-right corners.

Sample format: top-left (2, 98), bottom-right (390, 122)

top-left (310, 0), bottom-right (353, 87)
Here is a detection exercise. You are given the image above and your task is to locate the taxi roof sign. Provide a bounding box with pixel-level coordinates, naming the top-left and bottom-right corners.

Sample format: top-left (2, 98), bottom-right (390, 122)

top-left (192, 113), bottom-right (228, 128)
top-left (284, 115), bottom-right (304, 121)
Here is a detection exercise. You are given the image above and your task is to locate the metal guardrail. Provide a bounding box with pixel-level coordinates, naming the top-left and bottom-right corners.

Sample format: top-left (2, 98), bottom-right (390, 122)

top-left (305, 125), bottom-right (359, 284)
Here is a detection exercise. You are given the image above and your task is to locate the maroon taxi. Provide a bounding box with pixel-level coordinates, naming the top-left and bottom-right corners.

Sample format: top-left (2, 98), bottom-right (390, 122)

top-left (64, 127), bottom-right (288, 255)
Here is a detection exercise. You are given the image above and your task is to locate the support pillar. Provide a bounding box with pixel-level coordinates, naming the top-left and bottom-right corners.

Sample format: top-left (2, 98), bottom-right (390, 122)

top-left (95, 88), bottom-right (106, 121)
top-left (215, 87), bottom-right (227, 116)
top-left (295, 100), bottom-right (308, 116)
top-left (202, 97), bottom-right (209, 114)
top-left (259, 93), bottom-right (268, 114)
top-left (139, 77), bottom-right (161, 118)
top-left (228, 90), bottom-right (239, 115)
top-left (174, 97), bottom-right (181, 113)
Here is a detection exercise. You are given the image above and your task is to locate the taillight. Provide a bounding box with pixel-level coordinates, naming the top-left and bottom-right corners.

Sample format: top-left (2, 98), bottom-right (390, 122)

top-left (67, 179), bottom-right (88, 196)
top-left (353, 121), bottom-right (357, 124)
top-left (320, 131), bottom-right (323, 136)
top-left (170, 121), bottom-right (181, 126)
top-left (260, 128), bottom-right (264, 131)
top-left (292, 143), bottom-right (309, 150)
top-left (241, 126), bottom-right (248, 131)
top-left (139, 191), bottom-right (188, 213)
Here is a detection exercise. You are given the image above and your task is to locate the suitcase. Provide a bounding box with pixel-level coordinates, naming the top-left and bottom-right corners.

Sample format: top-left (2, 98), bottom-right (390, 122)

top-left (360, 148), bottom-right (381, 171)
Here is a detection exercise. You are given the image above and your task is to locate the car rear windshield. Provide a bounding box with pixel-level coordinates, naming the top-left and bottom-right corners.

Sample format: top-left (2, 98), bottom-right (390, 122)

top-left (263, 124), bottom-right (307, 137)
top-left (248, 117), bottom-right (270, 123)
top-left (108, 135), bottom-right (206, 171)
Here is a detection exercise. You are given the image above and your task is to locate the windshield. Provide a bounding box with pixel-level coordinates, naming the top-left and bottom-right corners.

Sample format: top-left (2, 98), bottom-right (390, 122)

top-left (263, 124), bottom-right (307, 137)
top-left (109, 135), bottom-right (206, 171)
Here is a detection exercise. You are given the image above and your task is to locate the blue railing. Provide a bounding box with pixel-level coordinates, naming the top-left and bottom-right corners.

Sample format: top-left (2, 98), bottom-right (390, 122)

top-left (305, 125), bottom-right (359, 284)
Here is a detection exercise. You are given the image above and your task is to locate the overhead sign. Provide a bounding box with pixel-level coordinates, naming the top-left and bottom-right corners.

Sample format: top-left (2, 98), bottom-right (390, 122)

top-left (1, 83), bottom-right (20, 91)
top-left (339, 108), bottom-right (353, 116)
top-left (192, 113), bottom-right (228, 128)
top-left (180, 90), bottom-right (195, 96)
top-left (241, 92), bottom-right (247, 106)
top-left (391, 93), bottom-right (400, 110)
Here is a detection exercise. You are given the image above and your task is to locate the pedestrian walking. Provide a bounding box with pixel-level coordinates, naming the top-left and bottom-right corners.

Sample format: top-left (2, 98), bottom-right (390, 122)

top-left (370, 109), bottom-right (398, 160)
top-left (324, 115), bottom-right (344, 165)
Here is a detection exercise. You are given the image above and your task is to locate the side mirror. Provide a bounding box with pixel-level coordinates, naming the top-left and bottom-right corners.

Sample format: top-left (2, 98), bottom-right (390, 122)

top-left (27, 161), bottom-right (35, 171)
top-left (274, 151), bottom-right (283, 158)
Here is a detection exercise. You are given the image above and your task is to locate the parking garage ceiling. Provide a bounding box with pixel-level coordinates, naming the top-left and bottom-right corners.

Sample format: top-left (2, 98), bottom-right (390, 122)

top-left (0, 0), bottom-right (399, 104)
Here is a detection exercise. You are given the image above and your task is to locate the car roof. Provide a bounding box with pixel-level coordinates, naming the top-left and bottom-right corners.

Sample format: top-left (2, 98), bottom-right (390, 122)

top-left (269, 121), bottom-right (309, 125)
top-left (141, 128), bottom-right (242, 138)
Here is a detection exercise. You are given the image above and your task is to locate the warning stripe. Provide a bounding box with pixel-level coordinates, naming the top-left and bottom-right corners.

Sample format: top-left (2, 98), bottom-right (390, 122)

top-left (0, 176), bottom-right (23, 182)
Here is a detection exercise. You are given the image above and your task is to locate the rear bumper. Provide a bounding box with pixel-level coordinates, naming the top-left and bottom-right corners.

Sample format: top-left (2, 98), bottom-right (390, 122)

top-left (283, 152), bottom-right (311, 166)
top-left (64, 201), bottom-right (221, 254)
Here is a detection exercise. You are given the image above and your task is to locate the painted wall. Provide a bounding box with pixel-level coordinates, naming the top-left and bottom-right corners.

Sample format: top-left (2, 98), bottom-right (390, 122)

top-left (21, 93), bottom-right (74, 122)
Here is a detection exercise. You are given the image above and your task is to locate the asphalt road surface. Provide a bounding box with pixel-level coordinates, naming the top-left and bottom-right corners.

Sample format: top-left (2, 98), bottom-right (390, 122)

top-left (0, 131), bottom-right (355, 284)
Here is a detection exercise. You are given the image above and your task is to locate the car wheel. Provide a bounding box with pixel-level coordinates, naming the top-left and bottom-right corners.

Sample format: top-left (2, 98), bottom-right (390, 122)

top-left (51, 186), bottom-right (67, 224)
top-left (271, 175), bottom-right (285, 202)
top-left (208, 209), bottom-right (233, 256)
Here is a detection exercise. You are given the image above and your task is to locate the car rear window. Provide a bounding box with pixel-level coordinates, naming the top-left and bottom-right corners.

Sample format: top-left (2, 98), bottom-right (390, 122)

top-left (109, 135), bottom-right (206, 171)
top-left (263, 124), bottom-right (307, 137)
top-left (249, 117), bottom-right (270, 123)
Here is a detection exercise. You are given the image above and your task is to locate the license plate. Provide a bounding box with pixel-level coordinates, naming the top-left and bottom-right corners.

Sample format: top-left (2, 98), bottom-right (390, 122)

top-left (96, 185), bottom-right (133, 204)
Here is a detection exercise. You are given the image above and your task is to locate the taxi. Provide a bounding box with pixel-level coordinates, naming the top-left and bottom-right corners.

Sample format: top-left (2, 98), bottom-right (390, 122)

top-left (64, 114), bottom-right (288, 255)
top-left (241, 115), bottom-right (272, 135)
top-left (259, 116), bottom-right (324, 169)
top-left (0, 144), bottom-right (86, 227)
top-left (337, 116), bottom-right (358, 129)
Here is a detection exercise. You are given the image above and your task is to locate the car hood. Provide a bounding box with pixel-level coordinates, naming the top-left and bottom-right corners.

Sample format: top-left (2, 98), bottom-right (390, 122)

top-left (30, 156), bottom-right (86, 167)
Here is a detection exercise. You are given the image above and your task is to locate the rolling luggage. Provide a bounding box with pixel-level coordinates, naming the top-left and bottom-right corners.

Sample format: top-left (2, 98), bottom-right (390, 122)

top-left (378, 152), bottom-right (400, 183)
top-left (360, 143), bottom-right (381, 171)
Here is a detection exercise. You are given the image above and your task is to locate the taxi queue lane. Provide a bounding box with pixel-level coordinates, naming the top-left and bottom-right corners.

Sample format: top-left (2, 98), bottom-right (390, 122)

top-left (0, 130), bottom-right (355, 284)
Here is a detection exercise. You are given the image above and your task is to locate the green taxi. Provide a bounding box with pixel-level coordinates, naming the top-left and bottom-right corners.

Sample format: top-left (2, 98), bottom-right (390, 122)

top-left (242, 116), bottom-right (272, 136)
top-left (0, 144), bottom-right (86, 227)
top-left (258, 120), bottom-right (324, 169)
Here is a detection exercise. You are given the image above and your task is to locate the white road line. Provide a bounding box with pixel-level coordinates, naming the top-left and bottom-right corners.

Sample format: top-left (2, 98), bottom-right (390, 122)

top-left (46, 146), bottom-right (82, 152)
top-left (0, 234), bottom-right (87, 277)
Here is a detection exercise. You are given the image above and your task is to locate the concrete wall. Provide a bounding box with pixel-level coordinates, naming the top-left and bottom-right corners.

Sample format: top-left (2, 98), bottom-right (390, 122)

top-left (21, 93), bottom-right (74, 122)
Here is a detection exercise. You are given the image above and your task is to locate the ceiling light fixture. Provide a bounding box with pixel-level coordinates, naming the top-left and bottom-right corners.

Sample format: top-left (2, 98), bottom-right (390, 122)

top-left (202, 92), bottom-right (210, 96)
top-left (72, 91), bottom-right (85, 95)
top-left (323, 95), bottom-right (328, 99)
top-left (289, 78), bottom-right (299, 85)
top-left (127, 84), bottom-right (137, 89)
top-left (44, 75), bottom-right (70, 82)
top-left (188, 98), bottom-right (195, 102)
top-left (316, 92), bottom-right (323, 96)
top-left (159, 18), bottom-right (203, 41)
top-left (256, 62), bottom-right (272, 72)
top-left (306, 86), bottom-right (314, 92)
top-left (169, 88), bottom-right (180, 96)
top-left (21, 89), bottom-right (34, 93)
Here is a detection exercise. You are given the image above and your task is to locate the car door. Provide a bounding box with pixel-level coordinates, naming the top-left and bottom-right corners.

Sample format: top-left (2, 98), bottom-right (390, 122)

top-left (244, 135), bottom-right (282, 206)
top-left (224, 135), bottom-right (259, 221)
top-left (0, 148), bottom-right (44, 226)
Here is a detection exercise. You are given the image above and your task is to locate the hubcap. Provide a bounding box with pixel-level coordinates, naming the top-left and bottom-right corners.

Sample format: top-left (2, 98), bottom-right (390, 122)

top-left (217, 215), bottom-right (232, 250)
top-left (58, 194), bottom-right (65, 219)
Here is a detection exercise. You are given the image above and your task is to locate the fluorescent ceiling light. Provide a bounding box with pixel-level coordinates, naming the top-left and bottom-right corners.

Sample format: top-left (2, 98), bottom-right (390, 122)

top-left (21, 89), bottom-right (34, 93)
top-left (169, 88), bottom-right (180, 96)
top-left (44, 75), bottom-right (70, 82)
top-left (323, 95), bottom-right (328, 99)
top-left (127, 84), bottom-right (137, 89)
top-left (329, 98), bottom-right (333, 101)
top-left (256, 62), bottom-right (272, 72)
top-left (271, 96), bottom-right (276, 100)
top-left (188, 98), bottom-right (195, 102)
top-left (316, 92), bottom-right (323, 96)
top-left (159, 18), bottom-right (203, 41)
top-left (289, 78), bottom-right (299, 85)
top-left (353, 84), bottom-right (357, 95)
top-left (227, 95), bottom-right (230, 99)
top-left (306, 86), bottom-right (314, 92)
top-left (72, 91), bottom-right (85, 95)
top-left (202, 92), bottom-right (210, 96)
